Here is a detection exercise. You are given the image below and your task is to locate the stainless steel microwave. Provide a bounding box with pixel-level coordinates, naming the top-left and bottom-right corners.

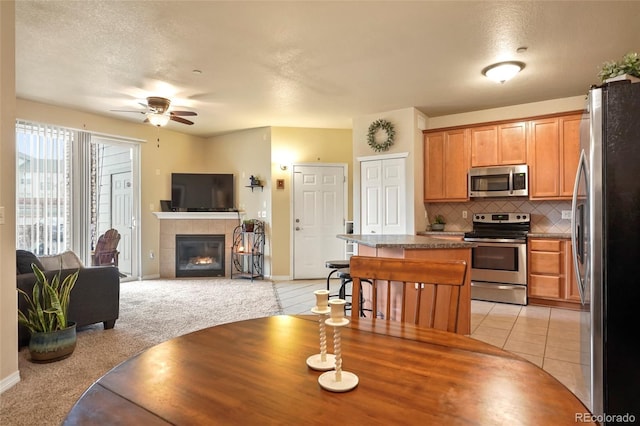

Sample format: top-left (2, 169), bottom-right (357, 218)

top-left (468, 165), bottom-right (528, 198)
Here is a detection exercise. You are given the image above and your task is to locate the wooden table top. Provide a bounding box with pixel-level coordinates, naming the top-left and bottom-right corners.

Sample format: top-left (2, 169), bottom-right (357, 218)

top-left (64, 315), bottom-right (594, 425)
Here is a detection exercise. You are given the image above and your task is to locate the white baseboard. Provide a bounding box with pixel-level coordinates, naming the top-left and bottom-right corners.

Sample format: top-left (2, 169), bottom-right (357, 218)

top-left (141, 274), bottom-right (161, 280)
top-left (270, 275), bottom-right (291, 281)
top-left (0, 370), bottom-right (20, 394)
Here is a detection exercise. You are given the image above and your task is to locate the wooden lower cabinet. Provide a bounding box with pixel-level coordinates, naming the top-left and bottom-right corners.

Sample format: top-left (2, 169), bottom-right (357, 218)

top-left (528, 238), bottom-right (580, 308)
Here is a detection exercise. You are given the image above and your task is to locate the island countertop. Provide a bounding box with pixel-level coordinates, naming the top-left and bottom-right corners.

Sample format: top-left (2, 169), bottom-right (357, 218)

top-left (336, 234), bottom-right (475, 249)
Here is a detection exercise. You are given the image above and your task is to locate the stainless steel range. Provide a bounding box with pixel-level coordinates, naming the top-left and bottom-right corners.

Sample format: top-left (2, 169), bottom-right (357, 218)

top-left (463, 212), bottom-right (530, 305)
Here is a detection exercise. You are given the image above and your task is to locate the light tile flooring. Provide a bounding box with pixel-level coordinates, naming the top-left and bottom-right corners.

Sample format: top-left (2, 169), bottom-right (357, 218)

top-left (274, 278), bottom-right (590, 408)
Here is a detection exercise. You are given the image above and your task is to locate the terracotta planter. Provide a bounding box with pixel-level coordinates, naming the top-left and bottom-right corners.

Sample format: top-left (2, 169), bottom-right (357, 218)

top-left (29, 322), bottom-right (77, 363)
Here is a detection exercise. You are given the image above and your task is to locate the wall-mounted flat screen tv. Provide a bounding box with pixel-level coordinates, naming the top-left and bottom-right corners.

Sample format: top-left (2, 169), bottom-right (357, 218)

top-left (171, 173), bottom-right (234, 212)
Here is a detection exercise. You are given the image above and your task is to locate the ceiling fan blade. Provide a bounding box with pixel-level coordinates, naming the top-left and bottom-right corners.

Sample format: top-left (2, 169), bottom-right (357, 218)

top-left (111, 109), bottom-right (146, 114)
top-left (170, 111), bottom-right (197, 117)
top-left (170, 115), bottom-right (194, 125)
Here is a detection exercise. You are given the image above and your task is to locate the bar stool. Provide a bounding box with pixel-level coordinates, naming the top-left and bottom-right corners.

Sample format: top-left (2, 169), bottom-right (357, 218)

top-left (325, 259), bottom-right (350, 293)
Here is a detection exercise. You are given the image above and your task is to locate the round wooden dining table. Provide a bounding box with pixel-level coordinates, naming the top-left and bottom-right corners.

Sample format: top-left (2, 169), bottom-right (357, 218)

top-left (64, 315), bottom-right (594, 425)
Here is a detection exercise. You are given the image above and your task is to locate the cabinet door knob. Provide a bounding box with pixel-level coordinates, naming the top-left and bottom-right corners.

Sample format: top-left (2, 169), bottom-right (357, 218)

top-left (295, 227), bottom-right (301, 231)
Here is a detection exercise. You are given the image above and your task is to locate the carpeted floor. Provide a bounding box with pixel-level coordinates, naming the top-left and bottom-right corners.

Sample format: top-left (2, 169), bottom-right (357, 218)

top-left (1, 278), bottom-right (283, 426)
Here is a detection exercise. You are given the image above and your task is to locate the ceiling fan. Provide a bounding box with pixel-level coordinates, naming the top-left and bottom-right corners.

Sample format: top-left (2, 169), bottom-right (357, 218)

top-left (112, 96), bottom-right (197, 126)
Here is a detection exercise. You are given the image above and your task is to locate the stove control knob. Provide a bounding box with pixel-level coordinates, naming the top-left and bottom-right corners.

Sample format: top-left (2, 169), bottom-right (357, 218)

top-left (516, 215), bottom-right (521, 219)
top-left (480, 215), bottom-right (485, 219)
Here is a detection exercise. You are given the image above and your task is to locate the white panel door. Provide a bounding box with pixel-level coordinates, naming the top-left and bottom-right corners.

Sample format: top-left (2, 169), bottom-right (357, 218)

top-left (360, 160), bottom-right (382, 234)
top-left (293, 165), bottom-right (345, 279)
top-left (360, 158), bottom-right (406, 235)
top-left (382, 158), bottom-right (406, 234)
top-left (111, 171), bottom-right (132, 275)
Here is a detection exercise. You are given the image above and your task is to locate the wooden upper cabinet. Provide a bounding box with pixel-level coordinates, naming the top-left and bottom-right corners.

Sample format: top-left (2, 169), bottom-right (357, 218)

top-left (424, 132), bottom-right (445, 200)
top-left (528, 114), bottom-right (581, 200)
top-left (498, 122), bottom-right (527, 165)
top-left (559, 114), bottom-right (582, 197)
top-left (470, 126), bottom-right (497, 167)
top-left (424, 129), bottom-right (470, 202)
top-left (471, 122), bottom-right (526, 167)
top-left (528, 118), bottom-right (560, 198)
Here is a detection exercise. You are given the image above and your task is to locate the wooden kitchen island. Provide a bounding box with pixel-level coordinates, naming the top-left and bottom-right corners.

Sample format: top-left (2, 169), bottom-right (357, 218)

top-left (337, 234), bottom-right (475, 334)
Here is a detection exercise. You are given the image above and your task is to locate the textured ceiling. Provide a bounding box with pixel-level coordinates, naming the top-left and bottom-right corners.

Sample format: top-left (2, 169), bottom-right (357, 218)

top-left (15, 1), bottom-right (640, 137)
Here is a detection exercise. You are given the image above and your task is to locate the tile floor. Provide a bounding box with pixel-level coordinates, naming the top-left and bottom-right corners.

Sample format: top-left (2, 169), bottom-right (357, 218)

top-left (274, 278), bottom-right (590, 408)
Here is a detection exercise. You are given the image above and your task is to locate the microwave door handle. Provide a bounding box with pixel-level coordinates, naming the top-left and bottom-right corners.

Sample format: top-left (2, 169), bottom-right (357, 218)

top-left (571, 149), bottom-right (588, 305)
top-left (509, 169), bottom-right (514, 195)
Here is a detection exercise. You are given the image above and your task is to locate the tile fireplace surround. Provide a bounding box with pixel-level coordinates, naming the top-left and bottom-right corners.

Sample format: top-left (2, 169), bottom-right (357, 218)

top-left (154, 212), bottom-right (241, 278)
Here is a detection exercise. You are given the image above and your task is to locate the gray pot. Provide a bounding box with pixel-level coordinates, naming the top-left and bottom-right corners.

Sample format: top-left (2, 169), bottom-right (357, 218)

top-left (431, 223), bottom-right (445, 231)
top-left (29, 322), bottom-right (77, 363)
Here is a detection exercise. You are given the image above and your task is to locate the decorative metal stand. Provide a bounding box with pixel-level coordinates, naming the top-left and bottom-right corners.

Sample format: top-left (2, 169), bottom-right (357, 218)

top-left (318, 299), bottom-right (359, 392)
top-left (306, 290), bottom-right (336, 371)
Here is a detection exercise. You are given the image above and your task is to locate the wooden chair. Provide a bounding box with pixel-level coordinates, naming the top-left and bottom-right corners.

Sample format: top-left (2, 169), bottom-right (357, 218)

top-left (349, 256), bottom-right (467, 333)
top-left (92, 228), bottom-right (121, 267)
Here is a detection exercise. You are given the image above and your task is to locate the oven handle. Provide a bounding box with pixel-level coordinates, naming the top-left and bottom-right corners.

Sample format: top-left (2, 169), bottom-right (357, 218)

top-left (464, 238), bottom-right (526, 246)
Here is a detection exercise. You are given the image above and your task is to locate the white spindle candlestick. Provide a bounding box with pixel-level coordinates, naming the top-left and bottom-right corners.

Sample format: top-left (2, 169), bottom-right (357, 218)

top-left (318, 299), bottom-right (359, 392)
top-left (306, 290), bottom-right (335, 371)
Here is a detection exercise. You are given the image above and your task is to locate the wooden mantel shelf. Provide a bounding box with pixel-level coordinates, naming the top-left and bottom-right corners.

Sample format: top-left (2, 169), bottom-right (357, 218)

top-left (153, 211), bottom-right (242, 220)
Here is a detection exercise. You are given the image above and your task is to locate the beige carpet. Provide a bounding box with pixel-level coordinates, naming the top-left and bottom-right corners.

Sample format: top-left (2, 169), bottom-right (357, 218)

top-left (1, 278), bottom-right (283, 426)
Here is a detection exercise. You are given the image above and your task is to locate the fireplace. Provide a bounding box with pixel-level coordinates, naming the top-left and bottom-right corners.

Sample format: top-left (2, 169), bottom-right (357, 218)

top-left (175, 234), bottom-right (225, 277)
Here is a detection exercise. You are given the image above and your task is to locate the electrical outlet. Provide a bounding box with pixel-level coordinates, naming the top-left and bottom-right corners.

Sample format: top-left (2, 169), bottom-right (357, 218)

top-left (462, 210), bottom-right (468, 219)
top-left (561, 210), bottom-right (572, 220)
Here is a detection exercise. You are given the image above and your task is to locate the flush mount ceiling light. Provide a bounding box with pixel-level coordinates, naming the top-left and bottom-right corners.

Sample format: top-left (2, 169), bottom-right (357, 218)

top-left (482, 61), bottom-right (525, 84)
top-left (147, 112), bottom-right (170, 127)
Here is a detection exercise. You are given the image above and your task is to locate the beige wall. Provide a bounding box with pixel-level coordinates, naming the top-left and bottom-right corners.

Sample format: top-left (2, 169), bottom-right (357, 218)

top-left (270, 127), bottom-right (353, 278)
top-left (0, 0), bottom-right (18, 392)
top-left (352, 107), bottom-right (428, 234)
top-left (427, 95), bottom-right (586, 129)
top-left (205, 127), bottom-right (273, 275)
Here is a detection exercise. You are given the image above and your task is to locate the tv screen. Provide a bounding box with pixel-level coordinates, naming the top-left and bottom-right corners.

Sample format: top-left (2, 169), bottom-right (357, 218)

top-left (171, 173), bottom-right (234, 211)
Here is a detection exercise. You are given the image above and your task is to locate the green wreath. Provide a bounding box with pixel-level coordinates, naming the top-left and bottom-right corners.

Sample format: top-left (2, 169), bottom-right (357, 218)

top-left (367, 119), bottom-right (395, 152)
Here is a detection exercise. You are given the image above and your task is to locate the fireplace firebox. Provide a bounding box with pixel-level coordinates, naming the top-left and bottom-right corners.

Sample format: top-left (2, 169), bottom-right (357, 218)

top-left (175, 234), bottom-right (225, 277)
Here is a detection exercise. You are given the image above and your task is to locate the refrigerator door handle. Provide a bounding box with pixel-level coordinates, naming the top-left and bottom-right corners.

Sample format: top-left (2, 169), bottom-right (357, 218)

top-left (571, 149), bottom-right (588, 305)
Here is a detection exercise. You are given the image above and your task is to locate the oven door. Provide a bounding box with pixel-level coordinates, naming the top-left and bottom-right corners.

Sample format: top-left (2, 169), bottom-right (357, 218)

top-left (466, 239), bottom-right (527, 285)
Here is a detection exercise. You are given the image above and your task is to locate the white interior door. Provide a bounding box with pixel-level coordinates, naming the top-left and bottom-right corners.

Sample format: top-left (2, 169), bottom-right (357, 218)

top-left (361, 160), bottom-right (382, 234)
top-left (293, 165), bottom-right (346, 279)
top-left (111, 171), bottom-right (132, 275)
top-left (360, 157), bottom-right (406, 235)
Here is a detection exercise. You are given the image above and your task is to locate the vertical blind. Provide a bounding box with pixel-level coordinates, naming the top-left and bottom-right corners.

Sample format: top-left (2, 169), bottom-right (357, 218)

top-left (15, 120), bottom-right (73, 255)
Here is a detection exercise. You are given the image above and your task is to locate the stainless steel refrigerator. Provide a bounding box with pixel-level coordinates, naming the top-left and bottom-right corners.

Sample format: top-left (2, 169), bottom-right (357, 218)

top-left (572, 81), bottom-right (640, 422)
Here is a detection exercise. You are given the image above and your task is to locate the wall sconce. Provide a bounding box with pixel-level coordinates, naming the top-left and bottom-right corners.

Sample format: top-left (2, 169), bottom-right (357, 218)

top-left (482, 61), bottom-right (525, 84)
top-left (280, 164), bottom-right (288, 171)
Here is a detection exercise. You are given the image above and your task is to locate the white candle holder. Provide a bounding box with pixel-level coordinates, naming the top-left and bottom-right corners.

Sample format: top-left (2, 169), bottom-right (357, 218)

top-left (318, 299), bottom-right (359, 392)
top-left (306, 290), bottom-right (336, 371)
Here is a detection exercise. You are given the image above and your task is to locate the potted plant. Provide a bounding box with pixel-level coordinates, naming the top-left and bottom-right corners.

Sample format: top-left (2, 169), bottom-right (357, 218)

top-left (598, 52), bottom-right (640, 83)
top-left (243, 219), bottom-right (256, 232)
top-left (17, 264), bottom-right (79, 363)
top-left (431, 215), bottom-right (446, 231)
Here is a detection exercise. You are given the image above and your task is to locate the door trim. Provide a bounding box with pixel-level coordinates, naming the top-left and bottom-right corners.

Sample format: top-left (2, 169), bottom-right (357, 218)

top-left (356, 151), bottom-right (409, 162)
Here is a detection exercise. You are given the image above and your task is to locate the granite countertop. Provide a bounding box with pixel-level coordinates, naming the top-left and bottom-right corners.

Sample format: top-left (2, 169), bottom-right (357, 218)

top-left (417, 231), bottom-right (466, 237)
top-left (336, 234), bottom-right (475, 249)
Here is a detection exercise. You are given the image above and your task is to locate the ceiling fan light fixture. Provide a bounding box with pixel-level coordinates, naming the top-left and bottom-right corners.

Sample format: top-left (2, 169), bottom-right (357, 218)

top-left (147, 112), bottom-right (170, 127)
top-left (482, 61), bottom-right (525, 83)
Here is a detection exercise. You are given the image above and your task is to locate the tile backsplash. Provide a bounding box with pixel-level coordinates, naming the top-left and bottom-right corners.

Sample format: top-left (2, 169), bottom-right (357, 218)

top-left (426, 199), bottom-right (572, 234)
